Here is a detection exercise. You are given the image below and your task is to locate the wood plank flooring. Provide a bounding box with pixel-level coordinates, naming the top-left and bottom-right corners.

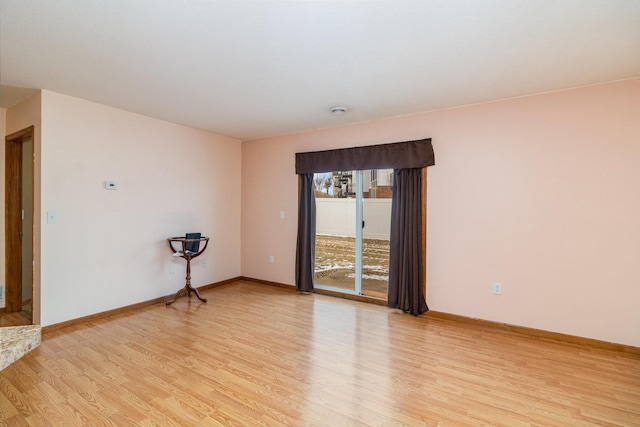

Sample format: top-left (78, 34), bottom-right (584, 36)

top-left (1, 281), bottom-right (639, 426)
top-left (0, 311), bottom-right (31, 327)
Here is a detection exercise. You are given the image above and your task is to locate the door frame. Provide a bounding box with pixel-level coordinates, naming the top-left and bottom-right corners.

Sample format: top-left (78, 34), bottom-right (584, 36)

top-left (4, 126), bottom-right (34, 321)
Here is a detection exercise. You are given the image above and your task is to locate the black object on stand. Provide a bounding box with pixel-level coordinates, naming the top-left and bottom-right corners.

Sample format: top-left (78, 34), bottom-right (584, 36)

top-left (166, 233), bottom-right (209, 306)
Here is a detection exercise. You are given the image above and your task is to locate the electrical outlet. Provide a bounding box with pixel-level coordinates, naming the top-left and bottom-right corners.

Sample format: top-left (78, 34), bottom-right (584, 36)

top-left (269, 255), bottom-right (274, 264)
top-left (169, 264), bottom-right (175, 275)
top-left (493, 282), bottom-right (502, 295)
top-left (202, 259), bottom-right (207, 269)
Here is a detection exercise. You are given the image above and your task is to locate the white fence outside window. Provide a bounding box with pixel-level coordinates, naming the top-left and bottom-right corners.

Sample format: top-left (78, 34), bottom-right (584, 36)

top-left (315, 198), bottom-right (392, 240)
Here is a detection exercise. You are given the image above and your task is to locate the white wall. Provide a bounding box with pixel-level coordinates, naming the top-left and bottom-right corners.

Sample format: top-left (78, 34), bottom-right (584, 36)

top-left (36, 91), bottom-right (241, 326)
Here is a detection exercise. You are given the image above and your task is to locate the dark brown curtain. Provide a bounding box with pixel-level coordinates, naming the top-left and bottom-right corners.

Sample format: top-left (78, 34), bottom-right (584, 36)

top-left (295, 138), bottom-right (434, 297)
top-left (295, 173), bottom-right (315, 292)
top-left (296, 139), bottom-right (434, 173)
top-left (387, 168), bottom-right (428, 315)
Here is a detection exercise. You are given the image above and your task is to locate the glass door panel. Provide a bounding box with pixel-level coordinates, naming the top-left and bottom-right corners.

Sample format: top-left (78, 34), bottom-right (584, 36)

top-left (313, 172), bottom-right (357, 293)
top-left (361, 169), bottom-right (392, 298)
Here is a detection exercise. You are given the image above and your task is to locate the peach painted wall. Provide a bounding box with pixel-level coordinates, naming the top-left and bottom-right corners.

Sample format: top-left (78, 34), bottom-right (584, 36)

top-left (37, 90), bottom-right (241, 326)
top-left (241, 78), bottom-right (640, 347)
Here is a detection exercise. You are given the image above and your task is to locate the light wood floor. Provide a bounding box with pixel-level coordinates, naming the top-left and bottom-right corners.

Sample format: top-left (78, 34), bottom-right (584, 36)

top-left (0, 311), bottom-right (31, 327)
top-left (1, 281), bottom-right (639, 426)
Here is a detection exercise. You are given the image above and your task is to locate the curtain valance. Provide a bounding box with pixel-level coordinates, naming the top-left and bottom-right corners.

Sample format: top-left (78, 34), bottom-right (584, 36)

top-left (295, 138), bottom-right (434, 174)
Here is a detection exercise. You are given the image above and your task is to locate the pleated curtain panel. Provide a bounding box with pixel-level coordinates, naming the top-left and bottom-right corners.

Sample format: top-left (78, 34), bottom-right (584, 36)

top-left (295, 138), bottom-right (435, 315)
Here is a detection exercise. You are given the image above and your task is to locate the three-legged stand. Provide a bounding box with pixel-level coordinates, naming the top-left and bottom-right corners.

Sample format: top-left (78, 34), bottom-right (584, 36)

top-left (166, 236), bottom-right (209, 306)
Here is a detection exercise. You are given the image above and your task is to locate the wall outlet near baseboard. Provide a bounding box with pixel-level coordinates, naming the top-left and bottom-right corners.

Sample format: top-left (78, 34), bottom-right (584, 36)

top-left (493, 282), bottom-right (502, 295)
top-left (269, 255), bottom-right (274, 264)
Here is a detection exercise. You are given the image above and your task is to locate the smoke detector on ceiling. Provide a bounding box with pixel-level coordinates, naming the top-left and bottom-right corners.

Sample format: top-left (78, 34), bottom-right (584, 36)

top-left (330, 106), bottom-right (347, 116)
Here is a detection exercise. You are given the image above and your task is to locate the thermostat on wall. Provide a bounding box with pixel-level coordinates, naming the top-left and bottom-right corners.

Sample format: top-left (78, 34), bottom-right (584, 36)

top-left (105, 181), bottom-right (118, 190)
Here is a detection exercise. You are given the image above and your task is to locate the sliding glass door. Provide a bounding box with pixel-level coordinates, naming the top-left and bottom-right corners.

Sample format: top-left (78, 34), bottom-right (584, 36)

top-left (314, 169), bottom-right (392, 298)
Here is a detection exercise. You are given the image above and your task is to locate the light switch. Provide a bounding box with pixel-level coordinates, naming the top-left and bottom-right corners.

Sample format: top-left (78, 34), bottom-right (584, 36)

top-left (280, 210), bottom-right (285, 219)
top-left (47, 211), bottom-right (57, 224)
top-left (105, 181), bottom-right (118, 190)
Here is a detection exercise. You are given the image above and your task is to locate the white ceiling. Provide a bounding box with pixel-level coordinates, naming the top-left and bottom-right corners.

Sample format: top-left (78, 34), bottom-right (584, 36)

top-left (1, 0), bottom-right (639, 141)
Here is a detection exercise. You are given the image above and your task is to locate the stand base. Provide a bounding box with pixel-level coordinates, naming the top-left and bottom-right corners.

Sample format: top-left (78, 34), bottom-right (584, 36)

top-left (165, 285), bottom-right (208, 306)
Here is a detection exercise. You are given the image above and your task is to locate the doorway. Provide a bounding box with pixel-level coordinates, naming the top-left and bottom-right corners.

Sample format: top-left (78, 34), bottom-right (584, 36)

top-left (313, 169), bottom-right (393, 299)
top-left (3, 126), bottom-right (34, 325)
